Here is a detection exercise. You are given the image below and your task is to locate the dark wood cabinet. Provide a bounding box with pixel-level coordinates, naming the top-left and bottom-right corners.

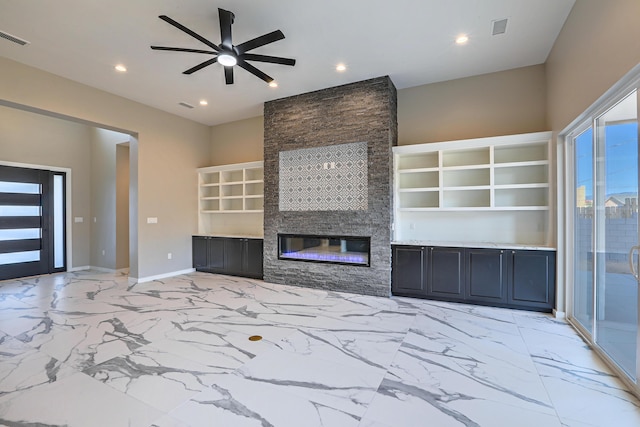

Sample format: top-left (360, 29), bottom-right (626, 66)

top-left (465, 248), bottom-right (507, 304)
top-left (208, 237), bottom-right (225, 271)
top-left (392, 245), bottom-right (427, 296)
top-left (192, 236), bottom-right (263, 279)
top-left (508, 250), bottom-right (555, 310)
top-left (245, 239), bottom-right (264, 278)
top-left (192, 236), bottom-right (209, 269)
top-left (392, 245), bottom-right (555, 312)
top-left (428, 247), bottom-right (464, 300)
top-left (223, 238), bottom-right (245, 275)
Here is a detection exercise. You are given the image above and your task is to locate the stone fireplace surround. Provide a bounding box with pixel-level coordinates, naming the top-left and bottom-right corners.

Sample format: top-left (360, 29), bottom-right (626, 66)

top-left (263, 76), bottom-right (397, 297)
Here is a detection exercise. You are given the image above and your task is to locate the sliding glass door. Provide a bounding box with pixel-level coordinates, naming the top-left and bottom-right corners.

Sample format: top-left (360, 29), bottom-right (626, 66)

top-left (573, 127), bottom-right (594, 333)
top-left (594, 92), bottom-right (638, 378)
top-left (570, 89), bottom-right (639, 387)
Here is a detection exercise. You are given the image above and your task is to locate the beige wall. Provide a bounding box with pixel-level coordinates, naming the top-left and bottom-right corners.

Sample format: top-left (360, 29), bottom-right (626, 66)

top-left (210, 116), bottom-right (264, 165)
top-left (0, 105), bottom-right (92, 268)
top-left (208, 66), bottom-right (548, 160)
top-left (546, 0), bottom-right (640, 131)
top-left (1, 57), bottom-right (211, 279)
top-left (398, 65), bottom-right (548, 145)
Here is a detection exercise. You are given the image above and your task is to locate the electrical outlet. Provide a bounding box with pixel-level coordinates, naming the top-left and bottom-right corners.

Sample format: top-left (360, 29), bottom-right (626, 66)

top-left (147, 217), bottom-right (158, 224)
top-left (102, 249), bottom-right (105, 256)
top-left (167, 253), bottom-right (172, 260)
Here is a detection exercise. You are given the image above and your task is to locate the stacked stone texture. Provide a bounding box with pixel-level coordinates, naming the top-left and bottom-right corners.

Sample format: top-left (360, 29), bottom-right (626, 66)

top-left (263, 76), bottom-right (397, 297)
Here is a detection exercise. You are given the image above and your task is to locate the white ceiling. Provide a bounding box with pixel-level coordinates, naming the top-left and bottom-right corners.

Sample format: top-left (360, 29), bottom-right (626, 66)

top-left (0, 0), bottom-right (575, 126)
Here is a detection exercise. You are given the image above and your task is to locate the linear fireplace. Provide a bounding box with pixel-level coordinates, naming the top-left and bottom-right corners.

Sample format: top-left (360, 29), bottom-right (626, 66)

top-left (278, 234), bottom-right (370, 267)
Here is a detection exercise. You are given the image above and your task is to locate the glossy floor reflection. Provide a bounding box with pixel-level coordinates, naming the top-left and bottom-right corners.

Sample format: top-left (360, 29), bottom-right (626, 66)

top-left (0, 270), bottom-right (638, 426)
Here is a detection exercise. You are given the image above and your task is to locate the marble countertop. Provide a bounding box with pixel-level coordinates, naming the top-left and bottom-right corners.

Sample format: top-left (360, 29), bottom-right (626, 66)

top-left (392, 240), bottom-right (556, 251)
top-left (194, 234), bottom-right (264, 239)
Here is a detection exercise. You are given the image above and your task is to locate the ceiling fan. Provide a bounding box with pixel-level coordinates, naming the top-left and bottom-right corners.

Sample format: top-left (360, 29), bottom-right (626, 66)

top-left (151, 8), bottom-right (295, 85)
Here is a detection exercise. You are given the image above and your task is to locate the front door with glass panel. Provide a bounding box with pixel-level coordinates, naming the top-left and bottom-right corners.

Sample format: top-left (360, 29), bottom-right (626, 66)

top-left (0, 165), bottom-right (66, 280)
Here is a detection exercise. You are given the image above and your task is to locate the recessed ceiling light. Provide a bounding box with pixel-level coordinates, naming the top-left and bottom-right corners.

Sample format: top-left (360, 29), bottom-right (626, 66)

top-left (269, 81), bottom-right (278, 88)
top-left (114, 64), bottom-right (127, 72)
top-left (199, 100), bottom-right (208, 106)
top-left (336, 63), bottom-right (347, 72)
top-left (455, 35), bottom-right (469, 45)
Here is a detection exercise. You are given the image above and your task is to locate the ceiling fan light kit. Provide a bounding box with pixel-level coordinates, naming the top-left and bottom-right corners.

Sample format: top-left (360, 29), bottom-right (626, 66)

top-left (151, 8), bottom-right (295, 85)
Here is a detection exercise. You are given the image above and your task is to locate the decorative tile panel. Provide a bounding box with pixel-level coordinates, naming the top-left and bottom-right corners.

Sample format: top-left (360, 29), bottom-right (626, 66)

top-left (279, 142), bottom-right (368, 211)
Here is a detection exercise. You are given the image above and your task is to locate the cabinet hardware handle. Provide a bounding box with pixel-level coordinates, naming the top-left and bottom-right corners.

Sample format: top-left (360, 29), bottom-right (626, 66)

top-left (628, 245), bottom-right (640, 282)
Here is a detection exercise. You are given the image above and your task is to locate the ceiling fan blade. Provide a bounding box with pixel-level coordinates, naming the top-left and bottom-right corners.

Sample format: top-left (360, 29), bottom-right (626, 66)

top-left (224, 66), bottom-right (234, 85)
top-left (151, 46), bottom-right (216, 55)
top-left (158, 15), bottom-right (219, 52)
top-left (237, 59), bottom-right (273, 83)
top-left (242, 53), bottom-right (295, 66)
top-left (183, 57), bottom-right (218, 74)
top-left (235, 30), bottom-right (285, 54)
top-left (218, 8), bottom-right (234, 50)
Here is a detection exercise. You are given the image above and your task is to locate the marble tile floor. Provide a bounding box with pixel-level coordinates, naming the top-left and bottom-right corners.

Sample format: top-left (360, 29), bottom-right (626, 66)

top-left (0, 270), bottom-right (639, 427)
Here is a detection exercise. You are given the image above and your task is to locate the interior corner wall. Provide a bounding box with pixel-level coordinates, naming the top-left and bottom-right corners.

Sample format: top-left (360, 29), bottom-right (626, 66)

top-left (1, 57), bottom-right (211, 280)
top-left (397, 64), bottom-right (548, 145)
top-left (545, 0), bottom-right (640, 315)
top-left (210, 116), bottom-right (264, 166)
top-left (90, 128), bottom-right (129, 270)
top-left (116, 144), bottom-right (130, 270)
top-left (0, 105), bottom-right (92, 268)
top-left (546, 0), bottom-right (640, 132)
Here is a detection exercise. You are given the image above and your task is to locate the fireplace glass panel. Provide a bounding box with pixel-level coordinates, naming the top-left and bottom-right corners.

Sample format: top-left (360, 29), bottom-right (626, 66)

top-left (278, 234), bottom-right (370, 266)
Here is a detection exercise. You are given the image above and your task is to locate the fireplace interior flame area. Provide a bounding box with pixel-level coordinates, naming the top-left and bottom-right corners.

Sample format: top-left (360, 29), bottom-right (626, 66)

top-left (278, 234), bottom-right (370, 266)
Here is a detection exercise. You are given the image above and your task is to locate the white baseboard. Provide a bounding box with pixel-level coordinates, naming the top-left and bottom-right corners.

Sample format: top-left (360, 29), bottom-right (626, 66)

top-left (134, 268), bottom-right (196, 284)
top-left (68, 266), bottom-right (91, 272)
top-left (88, 266), bottom-right (118, 273)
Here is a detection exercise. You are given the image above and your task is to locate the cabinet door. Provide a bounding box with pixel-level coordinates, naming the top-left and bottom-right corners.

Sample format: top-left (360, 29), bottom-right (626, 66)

top-left (465, 249), bottom-right (508, 303)
top-left (392, 246), bottom-right (427, 296)
top-left (223, 238), bottom-right (244, 274)
top-left (244, 239), bottom-right (264, 278)
top-left (192, 236), bottom-right (209, 269)
top-left (429, 247), bottom-right (465, 299)
top-left (508, 250), bottom-right (555, 310)
top-left (207, 237), bottom-right (225, 270)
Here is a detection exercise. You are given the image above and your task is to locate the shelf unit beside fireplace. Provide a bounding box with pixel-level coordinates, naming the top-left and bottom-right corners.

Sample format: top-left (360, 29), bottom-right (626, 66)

top-left (393, 131), bottom-right (553, 247)
top-left (197, 161), bottom-right (264, 236)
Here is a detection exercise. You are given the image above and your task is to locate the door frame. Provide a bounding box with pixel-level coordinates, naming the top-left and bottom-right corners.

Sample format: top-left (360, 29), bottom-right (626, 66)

top-left (0, 160), bottom-right (73, 273)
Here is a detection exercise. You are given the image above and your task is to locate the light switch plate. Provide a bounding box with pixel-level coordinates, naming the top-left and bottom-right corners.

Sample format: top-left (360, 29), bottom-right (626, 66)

top-left (147, 217), bottom-right (158, 224)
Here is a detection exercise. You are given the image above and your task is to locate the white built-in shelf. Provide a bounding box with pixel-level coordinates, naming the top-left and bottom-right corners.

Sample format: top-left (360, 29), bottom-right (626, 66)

top-left (198, 161), bottom-right (264, 214)
top-left (197, 161), bottom-right (265, 237)
top-left (393, 132), bottom-right (554, 247)
top-left (395, 134), bottom-right (551, 211)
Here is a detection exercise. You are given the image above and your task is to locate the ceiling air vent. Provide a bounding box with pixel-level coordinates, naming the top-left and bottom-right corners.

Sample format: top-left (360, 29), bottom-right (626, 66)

top-left (178, 102), bottom-right (194, 109)
top-left (0, 30), bottom-right (30, 46)
top-left (491, 18), bottom-right (508, 36)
